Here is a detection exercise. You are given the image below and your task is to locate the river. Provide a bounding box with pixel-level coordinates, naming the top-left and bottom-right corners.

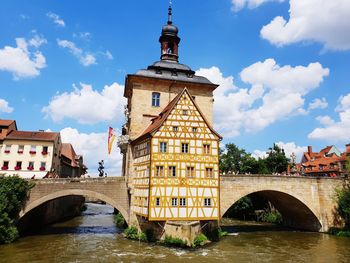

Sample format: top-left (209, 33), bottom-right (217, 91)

top-left (1, 203), bottom-right (349, 263)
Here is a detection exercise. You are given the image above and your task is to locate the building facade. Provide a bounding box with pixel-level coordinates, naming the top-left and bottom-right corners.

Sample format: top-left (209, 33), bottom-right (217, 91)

top-left (300, 145), bottom-right (350, 177)
top-left (0, 130), bottom-right (62, 179)
top-left (119, 5), bottom-right (222, 227)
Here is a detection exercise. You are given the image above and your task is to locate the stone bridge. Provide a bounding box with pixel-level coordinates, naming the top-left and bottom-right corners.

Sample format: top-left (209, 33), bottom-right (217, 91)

top-left (20, 175), bottom-right (348, 232)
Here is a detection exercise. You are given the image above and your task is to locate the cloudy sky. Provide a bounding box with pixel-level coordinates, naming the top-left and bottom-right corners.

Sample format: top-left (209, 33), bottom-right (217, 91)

top-left (1, 0), bottom-right (350, 175)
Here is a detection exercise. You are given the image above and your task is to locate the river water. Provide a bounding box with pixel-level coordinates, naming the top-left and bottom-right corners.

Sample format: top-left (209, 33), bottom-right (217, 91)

top-left (1, 203), bottom-right (349, 263)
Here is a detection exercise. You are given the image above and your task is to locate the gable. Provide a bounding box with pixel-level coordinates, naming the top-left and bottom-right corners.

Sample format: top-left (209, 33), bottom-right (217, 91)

top-left (153, 89), bottom-right (220, 140)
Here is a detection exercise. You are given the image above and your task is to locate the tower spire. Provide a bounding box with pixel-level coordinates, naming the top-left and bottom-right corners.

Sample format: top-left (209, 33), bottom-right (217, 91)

top-left (168, 0), bottom-right (173, 25)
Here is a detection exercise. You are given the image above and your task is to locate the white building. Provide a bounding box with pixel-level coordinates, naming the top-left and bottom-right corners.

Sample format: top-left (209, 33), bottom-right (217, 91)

top-left (0, 130), bottom-right (62, 179)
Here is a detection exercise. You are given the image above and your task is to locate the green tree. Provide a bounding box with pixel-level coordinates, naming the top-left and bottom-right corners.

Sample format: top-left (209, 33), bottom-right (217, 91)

top-left (264, 144), bottom-right (289, 173)
top-left (335, 185), bottom-right (350, 229)
top-left (0, 176), bottom-right (34, 244)
top-left (219, 143), bottom-right (247, 174)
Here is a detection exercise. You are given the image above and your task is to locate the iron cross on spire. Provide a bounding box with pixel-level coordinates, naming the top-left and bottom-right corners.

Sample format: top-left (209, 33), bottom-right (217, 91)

top-left (168, 0), bottom-right (173, 25)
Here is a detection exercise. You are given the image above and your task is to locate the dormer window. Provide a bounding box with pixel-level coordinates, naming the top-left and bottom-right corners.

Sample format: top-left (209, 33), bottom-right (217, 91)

top-left (173, 126), bottom-right (178, 132)
top-left (152, 92), bottom-right (160, 107)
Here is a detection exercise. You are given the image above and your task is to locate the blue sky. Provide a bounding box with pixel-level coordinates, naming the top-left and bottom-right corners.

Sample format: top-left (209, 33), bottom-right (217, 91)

top-left (1, 0), bottom-right (350, 175)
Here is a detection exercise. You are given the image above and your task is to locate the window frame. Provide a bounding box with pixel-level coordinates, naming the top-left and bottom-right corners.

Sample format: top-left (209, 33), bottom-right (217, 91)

top-left (152, 92), bottom-right (161, 107)
top-left (186, 166), bottom-right (195, 177)
top-left (179, 198), bottom-right (186, 207)
top-left (204, 198), bottom-right (212, 207)
top-left (171, 197), bottom-right (178, 207)
top-left (181, 143), bottom-right (189, 153)
top-left (168, 166), bottom-right (176, 177)
top-left (156, 197), bottom-right (160, 206)
top-left (203, 144), bottom-right (211, 155)
top-left (205, 167), bottom-right (214, 178)
top-left (156, 166), bottom-right (164, 177)
top-left (160, 142), bottom-right (167, 153)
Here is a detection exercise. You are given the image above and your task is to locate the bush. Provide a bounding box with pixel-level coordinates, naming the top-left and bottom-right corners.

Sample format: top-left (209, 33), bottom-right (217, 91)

top-left (335, 186), bottom-right (350, 229)
top-left (114, 212), bottom-right (126, 228)
top-left (0, 176), bottom-right (34, 244)
top-left (261, 210), bottom-right (283, 224)
top-left (123, 227), bottom-right (147, 242)
top-left (163, 235), bottom-right (187, 247)
top-left (218, 228), bottom-right (228, 238)
top-left (193, 233), bottom-right (208, 247)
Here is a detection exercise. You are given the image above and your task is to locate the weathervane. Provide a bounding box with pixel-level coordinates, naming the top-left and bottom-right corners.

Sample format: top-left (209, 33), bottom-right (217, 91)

top-left (168, 0), bottom-right (173, 24)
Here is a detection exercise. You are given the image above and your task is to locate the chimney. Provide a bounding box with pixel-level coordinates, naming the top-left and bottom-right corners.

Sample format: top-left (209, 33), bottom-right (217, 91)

top-left (346, 143), bottom-right (350, 154)
top-left (308, 146), bottom-right (312, 155)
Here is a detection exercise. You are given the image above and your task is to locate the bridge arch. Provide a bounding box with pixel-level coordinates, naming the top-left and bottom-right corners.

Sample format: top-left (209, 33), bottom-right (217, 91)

top-left (20, 189), bottom-right (129, 224)
top-left (221, 189), bottom-right (322, 231)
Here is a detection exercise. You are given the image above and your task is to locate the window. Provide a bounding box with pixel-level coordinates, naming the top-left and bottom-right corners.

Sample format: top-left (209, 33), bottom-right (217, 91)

top-left (15, 161), bottom-right (22, 170)
top-left (28, 162), bottom-right (34, 170)
top-left (182, 143), bottom-right (189, 153)
top-left (171, 198), bottom-right (178, 206)
top-left (173, 126), bottom-right (178, 132)
top-left (156, 198), bottom-right (160, 206)
top-left (186, 166), bottom-right (195, 177)
top-left (40, 162), bottom-right (46, 171)
top-left (1, 161), bottom-right (9, 170)
top-left (42, 146), bottom-right (48, 155)
top-left (152, 92), bottom-right (160, 107)
top-left (18, 145), bottom-right (24, 154)
top-left (179, 198), bottom-right (186, 207)
top-left (169, 166), bottom-right (176, 177)
top-left (156, 166), bottom-right (164, 177)
top-left (206, 168), bottom-right (214, 178)
top-left (204, 198), bottom-right (212, 207)
top-left (30, 145), bottom-right (36, 154)
top-left (192, 127), bottom-right (197, 133)
top-left (183, 109), bottom-right (188, 115)
top-left (203, 144), bottom-right (211, 154)
top-left (160, 142), bottom-right (167, 153)
top-left (4, 145), bottom-right (11, 153)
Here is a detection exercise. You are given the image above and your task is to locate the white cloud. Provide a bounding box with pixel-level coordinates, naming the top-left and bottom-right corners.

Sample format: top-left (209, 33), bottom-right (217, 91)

top-left (308, 98), bottom-right (328, 111)
top-left (0, 36), bottom-right (47, 79)
top-left (0, 99), bottom-right (13, 114)
top-left (43, 82), bottom-right (126, 125)
top-left (73, 32), bottom-right (92, 41)
top-left (57, 39), bottom-right (96, 66)
top-left (253, 141), bottom-right (307, 162)
top-left (46, 12), bottom-right (65, 27)
top-left (196, 59), bottom-right (329, 137)
top-left (260, 0), bottom-right (350, 51)
top-left (275, 141), bottom-right (307, 161)
top-left (308, 93), bottom-right (350, 142)
top-left (60, 127), bottom-right (123, 176)
top-left (104, 50), bottom-right (114, 60)
top-left (231, 0), bottom-right (285, 11)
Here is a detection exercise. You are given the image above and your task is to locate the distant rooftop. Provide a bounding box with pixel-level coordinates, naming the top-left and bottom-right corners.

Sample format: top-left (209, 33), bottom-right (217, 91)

top-left (5, 130), bottom-right (59, 142)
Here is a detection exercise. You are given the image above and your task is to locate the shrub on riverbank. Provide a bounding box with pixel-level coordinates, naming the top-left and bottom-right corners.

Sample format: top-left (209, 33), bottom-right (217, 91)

top-left (123, 227), bottom-right (147, 242)
top-left (335, 185), bottom-right (350, 229)
top-left (114, 212), bottom-right (126, 228)
top-left (261, 210), bottom-right (283, 224)
top-left (193, 233), bottom-right (208, 247)
top-left (163, 235), bottom-right (187, 247)
top-left (0, 175), bottom-right (34, 244)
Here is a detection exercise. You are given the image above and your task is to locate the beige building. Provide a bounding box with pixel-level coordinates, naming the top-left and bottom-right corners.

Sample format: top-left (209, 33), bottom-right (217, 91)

top-left (0, 130), bottom-right (62, 179)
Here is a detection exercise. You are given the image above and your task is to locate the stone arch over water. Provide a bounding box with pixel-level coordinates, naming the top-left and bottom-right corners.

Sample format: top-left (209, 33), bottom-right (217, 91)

top-left (20, 189), bottom-right (129, 224)
top-left (221, 190), bottom-right (322, 231)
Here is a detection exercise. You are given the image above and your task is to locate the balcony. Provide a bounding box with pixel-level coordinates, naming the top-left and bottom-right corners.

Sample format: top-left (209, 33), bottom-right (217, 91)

top-left (14, 166), bottom-right (21, 171)
top-left (1, 166), bottom-right (8, 170)
top-left (41, 151), bottom-right (48, 155)
top-left (27, 166), bottom-right (34, 171)
top-left (40, 167), bottom-right (46, 171)
top-left (29, 151), bottom-right (36, 155)
top-left (17, 150), bottom-right (24, 154)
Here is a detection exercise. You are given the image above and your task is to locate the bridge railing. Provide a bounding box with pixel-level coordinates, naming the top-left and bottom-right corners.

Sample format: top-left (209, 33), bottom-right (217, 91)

top-left (26, 176), bottom-right (125, 183)
top-left (220, 173), bottom-right (348, 180)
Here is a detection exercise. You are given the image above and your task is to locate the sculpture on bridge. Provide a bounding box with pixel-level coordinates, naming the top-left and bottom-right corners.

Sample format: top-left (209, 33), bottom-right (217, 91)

top-left (98, 160), bottom-right (105, 177)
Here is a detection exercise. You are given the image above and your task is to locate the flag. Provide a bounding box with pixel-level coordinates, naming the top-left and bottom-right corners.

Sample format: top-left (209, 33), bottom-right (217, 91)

top-left (108, 127), bottom-right (116, 155)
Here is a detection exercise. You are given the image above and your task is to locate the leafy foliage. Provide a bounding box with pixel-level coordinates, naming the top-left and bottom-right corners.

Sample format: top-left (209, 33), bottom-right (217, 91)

top-left (219, 143), bottom-right (289, 174)
top-left (123, 226), bottom-right (147, 242)
top-left (193, 233), bottom-right (208, 247)
top-left (163, 235), bottom-right (187, 247)
top-left (261, 210), bottom-right (283, 224)
top-left (0, 175), bottom-right (34, 244)
top-left (225, 196), bottom-right (254, 219)
top-left (114, 212), bottom-right (126, 228)
top-left (335, 185), bottom-right (350, 229)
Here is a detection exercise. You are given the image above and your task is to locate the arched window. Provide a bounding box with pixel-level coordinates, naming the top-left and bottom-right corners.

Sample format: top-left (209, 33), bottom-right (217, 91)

top-left (152, 92), bottom-right (160, 107)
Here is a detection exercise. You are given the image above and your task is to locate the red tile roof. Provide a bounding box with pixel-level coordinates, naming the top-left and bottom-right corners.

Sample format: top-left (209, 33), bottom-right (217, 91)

top-left (5, 130), bottom-right (59, 142)
top-left (0, 119), bottom-right (16, 127)
top-left (61, 143), bottom-right (79, 167)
